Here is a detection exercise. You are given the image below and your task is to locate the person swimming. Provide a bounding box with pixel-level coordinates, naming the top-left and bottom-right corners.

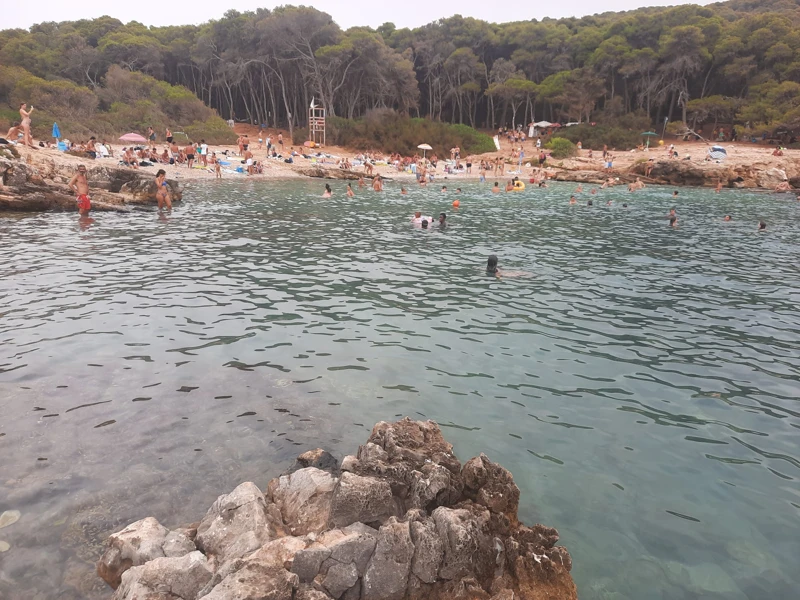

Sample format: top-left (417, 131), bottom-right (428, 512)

top-left (492, 182), bottom-right (500, 193)
top-left (438, 213), bottom-right (446, 227)
top-left (723, 215), bottom-right (732, 221)
top-left (421, 219), bottom-right (429, 229)
top-left (569, 195), bottom-right (576, 204)
top-left (622, 203), bottom-right (628, 208)
top-left (669, 216), bottom-right (678, 227)
top-left (587, 199), bottom-right (593, 206)
top-left (347, 183), bottom-right (354, 197)
top-left (322, 183), bottom-right (332, 198)
top-left (401, 187), bottom-right (408, 195)
top-left (486, 255), bottom-right (499, 276)
top-left (758, 220), bottom-right (766, 231)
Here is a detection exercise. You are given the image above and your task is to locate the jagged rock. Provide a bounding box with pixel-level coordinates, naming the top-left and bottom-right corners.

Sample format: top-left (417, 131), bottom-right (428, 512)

top-left (462, 455), bottom-right (520, 525)
top-left (362, 518), bottom-right (414, 600)
top-left (409, 516), bottom-right (444, 584)
top-left (330, 472), bottom-right (396, 528)
top-left (195, 482), bottom-right (277, 563)
top-left (112, 551), bottom-right (211, 600)
top-left (98, 419), bottom-right (578, 600)
top-left (268, 467), bottom-right (337, 535)
top-left (202, 563), bottom-right (298, 600)
top-left (97, 517), bottom-right (195, 589)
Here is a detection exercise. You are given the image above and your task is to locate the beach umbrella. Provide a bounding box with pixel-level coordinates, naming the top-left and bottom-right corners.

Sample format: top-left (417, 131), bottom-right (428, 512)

top-left (641, 131), bottom-right (658, 148)
top-left (708, 145), bottom-right (727, 160)
top-left (534, 121), bottom-right (552, 128)
top-left (119, 132), bottom-right (148, 143)
top-left (417, 143), bottom-right (432, 158)
top-left (52, 122), bottom-right (61, 140)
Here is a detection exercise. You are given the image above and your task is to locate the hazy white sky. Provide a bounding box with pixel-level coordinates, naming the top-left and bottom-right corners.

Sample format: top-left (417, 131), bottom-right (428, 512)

top-left (7, 0), bottom-right (713, 31)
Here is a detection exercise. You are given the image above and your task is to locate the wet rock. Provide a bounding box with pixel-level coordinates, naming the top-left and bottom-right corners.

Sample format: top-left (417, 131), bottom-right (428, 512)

top-left (112, 551), bottom-right (212, 600)
top-left (97, 516), bottom-right (195, 589)
top-left (202, 563), bottom-right (298, 600)
top-left (0, 540), bottom-right (9, 552)
top-left (330, 472), bottom-right (396, 528)
top-left (285, 448), bottom-right (340, 476)
top-left (0, 510), bottom-right (21, 529)
top-left (295, 167), bottom-right (361, 180)
top-left (195, 482), bottom-right (276, 563)
top-left (268, 467), bottom-right (337, 535)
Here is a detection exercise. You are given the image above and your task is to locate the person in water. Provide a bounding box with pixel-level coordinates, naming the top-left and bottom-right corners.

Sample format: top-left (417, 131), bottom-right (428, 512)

top-left (155, 169), bottom-right (172, 210)
top-left (569, 195), bottom-right (576, 205)
top-left (758, 220), bottom-right (766, 231)
top-left (668, 207), bottom-right (677, 219)
top-left (492, 182), bottom-right (500, 193)
top-left (669, 216), bottom-right (678, 227)
top-left (622, 203), bottom-right (628, 208)
top-left (69, 164), bottom-right (91, 215)
top-left (587, 199), bottom-right (593, 206)
top-left (486, 255), bottom-right (500, 277)
top-left (401, 187), bottom-right (408, 195)
top-left (323, 183), bottom-right (332, 198)
top-left (421, 219), bottom-right (429, 229)
top-left (438, 213), bottom-right (446, 228)
top-left (347, 183), bottom-right (355, 197)
top-left (723, 215), bottom-right (732, 221)
top-left (441, 186), bottom-right (447, 192)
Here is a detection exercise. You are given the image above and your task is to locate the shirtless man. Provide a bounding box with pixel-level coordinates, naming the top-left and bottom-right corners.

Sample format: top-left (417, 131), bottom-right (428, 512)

top-left (155, 169), bottom-right (172, 210)
top-left (492, 182), bottom-right (500, 193)
top-left (372, 175), bottom-right (383, 192)
top-left (69, 165), bottom-right (92, 214)
top-left (184, 143), bottom-right (195, 169)
top-left (5, 122), bottom-right (22, 142)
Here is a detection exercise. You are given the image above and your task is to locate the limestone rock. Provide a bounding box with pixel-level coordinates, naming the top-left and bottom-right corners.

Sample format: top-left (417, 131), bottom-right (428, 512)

top-left (268, 467), bottom-right (337, 535)
top-left (432, 507), bottom-right (492, 582)
top-left (195, 482), bottom-right (276, 563)
top-left (330, 472), bottom-right (396, 528)
top-left (202, 563), bottom-right (298, 600)
top-left (757, 167), bottom-right (789, 189)
top-left (97, 517), bottom-right (195, 589)
top-left (409, 517), bottom-right (444, 584)
top-left (362, 518), bottom-right (414, 600)
top-left (292, 542), bottom-right (332, 583)
top-left (322, 522), bottom-right (378, 575)
top-left (322, 561), bottom-right (359, 598)
top-left (112, 551), bottom-right (212, 600)
top-left (285, 448), bottom-right (340, 476)
top-left (462, 454), bottom-right (520, 525)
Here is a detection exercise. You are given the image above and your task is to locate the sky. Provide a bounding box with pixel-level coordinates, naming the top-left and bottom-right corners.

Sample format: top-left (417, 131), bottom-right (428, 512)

top-left (7, 0), bottom-right (714, 31)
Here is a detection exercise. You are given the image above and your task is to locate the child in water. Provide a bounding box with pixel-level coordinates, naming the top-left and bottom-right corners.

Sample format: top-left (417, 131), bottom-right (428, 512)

top-left (322, 183), bottom-right (332, 198)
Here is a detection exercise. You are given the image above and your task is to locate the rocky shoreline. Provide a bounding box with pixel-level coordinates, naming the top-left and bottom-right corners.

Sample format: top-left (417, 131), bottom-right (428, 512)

top-left (95, 418), bottom-right (577, 600)
top-left (0, 146), bottom-right (182, 212)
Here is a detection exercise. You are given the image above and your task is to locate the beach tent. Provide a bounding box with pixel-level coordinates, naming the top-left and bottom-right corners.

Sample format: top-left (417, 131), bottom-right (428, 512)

top-left (417, 143), bottom-right (432, 158)
top-left (708, 146), bottom-right (727, 160)
top-left (119, 132), bottom-right (148, 143)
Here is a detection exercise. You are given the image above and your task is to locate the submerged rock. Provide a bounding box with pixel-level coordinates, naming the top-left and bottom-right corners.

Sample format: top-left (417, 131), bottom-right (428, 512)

top-left (0, 510), bottom-right (21, 529)
top-left (97, 418), bottom-right (577, 600)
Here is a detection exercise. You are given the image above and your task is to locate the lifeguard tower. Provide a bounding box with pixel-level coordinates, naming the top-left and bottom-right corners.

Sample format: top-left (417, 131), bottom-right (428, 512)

top-left (308, 99), bottom-right (326, 147)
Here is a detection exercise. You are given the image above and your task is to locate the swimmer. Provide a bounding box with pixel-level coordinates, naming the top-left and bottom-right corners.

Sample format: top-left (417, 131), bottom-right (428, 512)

top-left (357, 176), bottom-right (365, 188)
top-left (421, 219), bottom-right (429, 229)
top-left (575, 184), bottom-right (583, 193)
top-left (412, 211), bottom-right (432, 225)
top-left (155, 169), bottom-right (172, 210)
top-left (441, 186), bottom-right (447, 192)
top-left (486, 255), bottom-right (500, 277)
top-left (401, 187), bottom-right (408, 195)
top-left (372, 175), bottom-right (383, 192)
top-left (723, 215), bottom-right (732, 221)
top-left (69, 164), bottom-right (91, 215)
top-left (492, 182), bottom-right (500, 193)
top-left (587, 199), bottom-right (593, 206)
top-left (669, 216), bottom-right (678, 227)
top-left (622, 203), bottom-right (628, 208)
top-left (569, 195), bottom-right (576, 205)
top-left (505, 181), bottom-right (514, 192)
top-left (715, 180), bottom-right (722, 193)
top-left (456, 188), bottom-right (462, 193)
top-left (673, 190), bottom-right (679, 197)
top-left (668, 207), bottom-right (677, 218)
top-left (590, 188), bottom-right (597, 195)
top-left (347, 183), bottom-right (355, 197)
top-left (322, 183), bottom-right (332, 198)
top-left (438, 213), bottom-right (446, 228)
top-left (758, 220), bottom-right (766, 231)
top-left (606, 200), bottom-right (612, 206)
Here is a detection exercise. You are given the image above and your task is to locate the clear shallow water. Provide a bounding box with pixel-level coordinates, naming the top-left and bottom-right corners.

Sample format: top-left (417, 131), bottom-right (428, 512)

top-left (0, 180), bottom-right (799, 599)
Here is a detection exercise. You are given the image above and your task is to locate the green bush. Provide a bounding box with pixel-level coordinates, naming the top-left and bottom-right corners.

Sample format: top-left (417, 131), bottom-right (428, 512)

top-left (184, 116), bottom-right (238, 145)
top-left (551, 124), bottom-right (642, 151)
top-left (545, 138), bottom-right (577, 159)
top-left (293, 110), bottom-right (495, 156)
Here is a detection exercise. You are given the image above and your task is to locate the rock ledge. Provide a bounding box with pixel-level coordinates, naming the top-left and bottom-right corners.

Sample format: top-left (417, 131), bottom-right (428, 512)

top-left (96, 418), bottom-right (577, 600)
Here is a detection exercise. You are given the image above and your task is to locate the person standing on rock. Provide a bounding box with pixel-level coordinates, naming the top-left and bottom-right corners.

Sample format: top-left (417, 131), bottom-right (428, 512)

top-left (19, 103), bottom-right (35, 148)
top-left (69, 165), bottom-right (92, 215)
top-left (155, 169), bottom-right (172, 211)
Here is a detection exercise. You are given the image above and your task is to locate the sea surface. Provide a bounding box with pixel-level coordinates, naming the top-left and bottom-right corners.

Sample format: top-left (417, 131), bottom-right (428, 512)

top-left (0, 179), bottom-right (798, 599)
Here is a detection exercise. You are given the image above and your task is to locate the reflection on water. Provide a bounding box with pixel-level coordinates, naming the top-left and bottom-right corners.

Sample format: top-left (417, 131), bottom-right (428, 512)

top-left (1, 180), bottom-right (799, 599)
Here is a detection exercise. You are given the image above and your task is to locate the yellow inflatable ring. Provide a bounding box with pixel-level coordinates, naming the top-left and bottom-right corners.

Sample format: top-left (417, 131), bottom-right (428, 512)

top-left (512, 181), bottom-right (525, 191)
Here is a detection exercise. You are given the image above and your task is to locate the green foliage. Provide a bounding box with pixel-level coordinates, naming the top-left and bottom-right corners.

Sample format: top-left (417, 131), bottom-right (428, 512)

top-left (294, 110), bottom-right (495, 155)
top-left (545, 138), bottom-right (577, 158)
top-left (184, 117), bottom-right (238, 145)
top-left (551, 125), bottom-right (641, 151)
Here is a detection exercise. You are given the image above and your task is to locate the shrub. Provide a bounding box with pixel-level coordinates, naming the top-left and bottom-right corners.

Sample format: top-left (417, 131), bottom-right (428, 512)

top-left (184, 116), bottom-right (238, 145)
top-left (545, 138), bottom-right (577, 159)
top-left (551, 124), bottom-right (642, 151)
top-left (294, 110), bottom-right (495, 155)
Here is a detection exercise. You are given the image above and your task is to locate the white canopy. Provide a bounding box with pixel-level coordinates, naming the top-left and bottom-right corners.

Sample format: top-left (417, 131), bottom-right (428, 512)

top-left (417, 143), bottom-right (433, 150)
top-left (534, 121), bottom-right (552, 128)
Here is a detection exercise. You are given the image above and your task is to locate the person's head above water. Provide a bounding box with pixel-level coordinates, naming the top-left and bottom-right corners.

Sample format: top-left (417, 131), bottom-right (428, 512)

top-left (669, 216), bottom-right (677, 227)
top-left (759, 220), bottom-right (766, 230)
top-left (724, 214), bottom-right (732, 221)
top-left (441, 186), bottom-right (447, 192)
top-left (325, 183), bottom-right (332, 192)
top-left (486, 255), bottom-right (498, 273)
top-left (456, 188), bottom-right (461, 193)
top-left (623, 203), bottom-right (628, 208)
top-left (414, 211), bottom-right (422, 218)
top-left (587, 199), bottom-right (593, 206)
top-left (421, 219), bottom-right (429, 229)
top-left (673, 191), bottom-right (679, 197)
top-left (439, 212), bottom-right (446, 224)
top-left (669, 207), bottom-right (677, 215)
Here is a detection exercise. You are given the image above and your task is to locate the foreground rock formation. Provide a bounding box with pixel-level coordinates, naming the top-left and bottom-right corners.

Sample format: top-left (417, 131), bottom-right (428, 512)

top-left (96, 418), bottom-right (577, 600)
top-left (0, 146), bottom-right (182, 212)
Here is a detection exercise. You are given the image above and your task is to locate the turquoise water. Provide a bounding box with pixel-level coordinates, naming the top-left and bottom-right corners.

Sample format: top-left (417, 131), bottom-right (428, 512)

top-left (0, 180), bottom-right (798, 599)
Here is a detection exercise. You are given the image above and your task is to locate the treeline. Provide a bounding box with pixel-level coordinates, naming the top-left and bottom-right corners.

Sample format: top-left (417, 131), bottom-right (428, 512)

top-left (2, 0), bottom-right (800, 145)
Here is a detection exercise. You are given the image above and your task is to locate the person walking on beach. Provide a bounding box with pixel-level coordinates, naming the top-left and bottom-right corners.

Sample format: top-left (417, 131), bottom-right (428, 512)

top-left (200, 139), bottom-right (208, 167)
top-left (147, 126), bottom-right (156, 143)
top-left (155, 169), bottom-right (172, 210)
top-left (69, 165), bottom-right (91, 214)
top-left (184, 143), bottom-right (195, 169)
top-left (278, 133), bottom-right (284, 149)
top-left (19, 103), bottom-right (35, 148)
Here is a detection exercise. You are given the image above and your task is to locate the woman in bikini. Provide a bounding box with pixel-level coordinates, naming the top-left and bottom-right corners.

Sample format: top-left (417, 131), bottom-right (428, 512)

top-left (19, 103), bottom-right (35, 148)
top-left (155, 169), bottom-right (172, 210)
